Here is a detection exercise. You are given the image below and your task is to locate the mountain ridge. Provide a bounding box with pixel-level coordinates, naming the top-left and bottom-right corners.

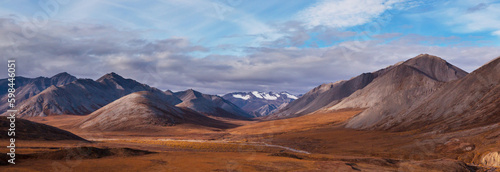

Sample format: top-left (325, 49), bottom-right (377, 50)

top-left (13, 72), bottom-right (159, 117)
top-left (0, 72), bottom-right (78, 114)
top-left (222, 91), bottom-right (298, 117)
top-left (175, 89), bottom-right (253, 119)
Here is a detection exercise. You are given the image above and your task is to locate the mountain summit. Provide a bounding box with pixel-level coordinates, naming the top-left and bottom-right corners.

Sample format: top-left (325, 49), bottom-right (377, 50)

top-left (401, 54), bottom-right (468, 82)
top-left (50, 72), bottom-right (78, 86)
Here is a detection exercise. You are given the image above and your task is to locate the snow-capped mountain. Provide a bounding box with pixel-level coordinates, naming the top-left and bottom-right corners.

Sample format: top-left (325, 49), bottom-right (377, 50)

top-left (222, 91), bottom-right (299, 117)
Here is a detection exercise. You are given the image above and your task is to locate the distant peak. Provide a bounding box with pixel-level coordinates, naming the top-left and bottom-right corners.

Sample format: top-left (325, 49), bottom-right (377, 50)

top-left (401, 54), bottom-right (468, 82)
top-left (403, 54), bottom-right (450, 69)
top-left (97, 72), bottom-right (125, 81)
top-left (109, 72), bottom-right (121, 77)
top-left (184, 89), bottom-right (203, 97)
top-left (51, 72), bottom-right (76, 79)
top-left (49, 72), bottom-right (77, 85)
top-left (408, 54), bottom-right (445, 62)
top-left (186, 88), bottom-right (197, 93)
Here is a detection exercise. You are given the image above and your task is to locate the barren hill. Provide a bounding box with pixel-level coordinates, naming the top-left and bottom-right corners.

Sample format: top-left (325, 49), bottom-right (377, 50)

top-left (78, 91), bottom-right (184, 131)
top-left (78, 91), bottom-right (238, 131)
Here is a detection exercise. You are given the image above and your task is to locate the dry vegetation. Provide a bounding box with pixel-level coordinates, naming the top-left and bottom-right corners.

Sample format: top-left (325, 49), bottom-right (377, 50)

top-left (2, 110), bottom-right (499, 171)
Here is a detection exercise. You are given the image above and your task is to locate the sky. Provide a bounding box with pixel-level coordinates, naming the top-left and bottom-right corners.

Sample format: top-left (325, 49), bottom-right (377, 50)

top-left (0, 0), bottom-right (499, 95)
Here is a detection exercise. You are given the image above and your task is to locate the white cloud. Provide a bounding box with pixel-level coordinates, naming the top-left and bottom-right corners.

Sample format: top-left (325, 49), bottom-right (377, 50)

top-left (296, 0), bottom-right (407, 28)
top-left (492, 30), bottom-right (500, 36)
top-left (411, 0), bottom-right (500, 35)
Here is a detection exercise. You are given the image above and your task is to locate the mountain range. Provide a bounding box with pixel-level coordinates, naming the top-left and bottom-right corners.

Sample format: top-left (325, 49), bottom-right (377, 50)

top-left (3, 54), bottom-right (499, 135)
top-left (4, 72), bottom-right (254, 123)
top-left (264, 54), bottom-right (500, 136)
top-left (13, 72), bottom-right (157, 117)
top-left (0, 72), bottom-right (77, 114)
top-left (222, 91), bottom-right (299, 117)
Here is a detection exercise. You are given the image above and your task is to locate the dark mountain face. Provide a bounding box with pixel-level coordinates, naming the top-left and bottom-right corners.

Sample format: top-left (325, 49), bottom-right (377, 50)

top-left (174, 89), bottom-right (253, 119)
top-left (13, 73), bottom-right (167, 117)
top-left (222, 91), bottom-right (298, 117)
top-left (0, 72), bottom-right (77, 113)
top-left (0, 118), bottom-right (85, 141)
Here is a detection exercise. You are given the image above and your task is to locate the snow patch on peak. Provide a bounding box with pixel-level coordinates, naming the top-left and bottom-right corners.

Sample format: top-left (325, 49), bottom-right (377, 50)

top-left (233, 94), bottom-right (251, 100)
top-left (262, 93), bottom-right (278, 100)
top-left (250, 91), bottom-right (281, 100)
top-left (251, 91), bottom-right (263, 98)
top-left (228, 91), bottom-right (298, 101)
top-left (283, 93), bottom-right (298, 99)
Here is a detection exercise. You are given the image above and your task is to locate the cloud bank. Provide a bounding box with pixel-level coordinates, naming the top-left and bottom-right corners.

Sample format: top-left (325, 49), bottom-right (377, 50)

top-left (1, 17), bottom-right (499, 95)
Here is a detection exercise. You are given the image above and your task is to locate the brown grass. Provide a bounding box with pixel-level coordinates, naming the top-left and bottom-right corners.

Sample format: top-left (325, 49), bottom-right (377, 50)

top-left (5, 110), bottom-right (495, 171)
top-left (229, 110), bottom-right (362, 136)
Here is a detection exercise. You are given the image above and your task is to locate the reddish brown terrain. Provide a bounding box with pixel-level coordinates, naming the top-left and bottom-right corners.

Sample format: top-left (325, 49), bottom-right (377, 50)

top-left (0, 109), bottom-right (496, 171)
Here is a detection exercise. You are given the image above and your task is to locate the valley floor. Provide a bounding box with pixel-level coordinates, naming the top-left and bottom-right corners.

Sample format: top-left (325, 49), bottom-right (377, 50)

top-left (2, 111), bottom-right (499, 171)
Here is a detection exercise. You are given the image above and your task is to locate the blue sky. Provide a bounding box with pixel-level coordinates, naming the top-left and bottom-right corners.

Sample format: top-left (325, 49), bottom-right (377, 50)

top-left (0, 0), bottom-right (499, 94)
